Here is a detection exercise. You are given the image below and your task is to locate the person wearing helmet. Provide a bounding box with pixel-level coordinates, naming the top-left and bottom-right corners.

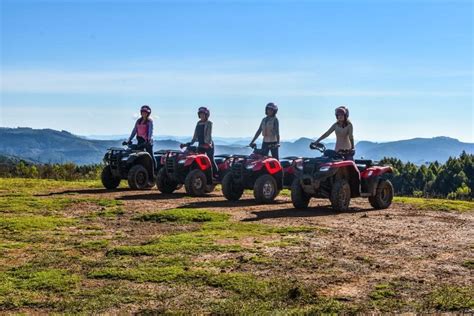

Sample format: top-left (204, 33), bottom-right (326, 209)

top-left (127, 105), bottom-right (154, 157)
top-left (182, 106), bottom-right (218, 175)
top-left (311, 106), bottom-right (355, 160)
top-left (249, 102), bottom-right (280, 159)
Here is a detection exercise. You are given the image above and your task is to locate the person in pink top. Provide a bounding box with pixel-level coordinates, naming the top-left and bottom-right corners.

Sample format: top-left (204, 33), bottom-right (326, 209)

top-left (127, 105), bottom-right (154, 157)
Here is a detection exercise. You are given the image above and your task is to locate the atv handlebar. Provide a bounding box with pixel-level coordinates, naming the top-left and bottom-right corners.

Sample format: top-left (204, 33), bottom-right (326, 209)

top-left (120, 141), bottom-right (148, 151)
top-left (310, 142), bottom-right (326, 152)
top-left (310, 142), bottom-right (355, 158)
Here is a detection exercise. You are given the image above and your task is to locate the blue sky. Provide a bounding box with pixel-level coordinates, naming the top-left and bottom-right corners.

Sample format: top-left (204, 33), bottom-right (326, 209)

top-left (1, 0), bottom-right (473, 142)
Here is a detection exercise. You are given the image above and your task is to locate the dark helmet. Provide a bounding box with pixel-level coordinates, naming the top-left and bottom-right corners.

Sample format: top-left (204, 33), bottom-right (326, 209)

top-left (335, 106), bottom-right (349, 119)
top-left (266, 102), bottom-right (278, 114)
top-left (140, 105), bottom-right (152, 114)
top-left (198, 106), bottom-right (210, 118)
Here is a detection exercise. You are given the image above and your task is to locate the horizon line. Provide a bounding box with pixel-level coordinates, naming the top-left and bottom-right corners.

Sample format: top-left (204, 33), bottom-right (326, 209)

top-left (1, 126), bottom-right (472, 144)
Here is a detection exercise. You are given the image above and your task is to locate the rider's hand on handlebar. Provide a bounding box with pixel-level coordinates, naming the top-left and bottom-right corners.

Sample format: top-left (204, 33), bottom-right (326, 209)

top-left (309, 141), bottom-right (318, 149)
top-left (249, 142), bottom-right (256, 149)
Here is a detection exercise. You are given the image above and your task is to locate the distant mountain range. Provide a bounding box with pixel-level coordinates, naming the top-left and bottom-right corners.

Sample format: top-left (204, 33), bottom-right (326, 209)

top-left (0, 127), bottom-right (472, 165)
top-left (85, 134), bottom-right (263, 147)
top-left (0, 153), bottom-right (39, 165)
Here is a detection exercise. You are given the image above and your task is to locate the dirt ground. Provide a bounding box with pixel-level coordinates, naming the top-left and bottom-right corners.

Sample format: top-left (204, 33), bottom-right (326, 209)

top-left (42, 186), bottom-right (473, 308)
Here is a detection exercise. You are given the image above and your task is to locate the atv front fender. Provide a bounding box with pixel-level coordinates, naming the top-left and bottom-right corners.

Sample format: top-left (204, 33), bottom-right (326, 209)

top-left (300, 168), bottom-right (338, 195)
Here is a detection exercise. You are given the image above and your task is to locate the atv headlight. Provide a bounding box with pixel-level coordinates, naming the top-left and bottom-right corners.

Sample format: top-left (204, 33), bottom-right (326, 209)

top-left (319, 166), bottom-right (331, 172)
top-left (296, 165), bottom-right (303, 171)
top-left (121, 157), bottom-right (128, 162)
top-left (178, 159), bottom-right (186, 164)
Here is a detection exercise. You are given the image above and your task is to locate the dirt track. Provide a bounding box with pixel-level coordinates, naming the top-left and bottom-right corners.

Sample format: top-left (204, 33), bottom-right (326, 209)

top-left (45, 187), bottom-right (474, 304)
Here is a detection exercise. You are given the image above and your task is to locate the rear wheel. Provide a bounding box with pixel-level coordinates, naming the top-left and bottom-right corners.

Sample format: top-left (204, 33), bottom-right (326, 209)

top-left (185, 169), bottom-right (207, 196)
top-left (330, 178), bottom-right (351, 211)
top-left (222, 173), bottom-right (244, 201)
top-left (101, 166), bottom-right (121, 189)
top-left (291, 179), bottom-right (310, 209)
top-left (156, 168), bottom-right (179, 194)
top-left (254, 174), bottom-right (278, 204)
top-left (369, 179), bottom-right (394, 209)
top-left (128, 165), bottom-right (149, 190)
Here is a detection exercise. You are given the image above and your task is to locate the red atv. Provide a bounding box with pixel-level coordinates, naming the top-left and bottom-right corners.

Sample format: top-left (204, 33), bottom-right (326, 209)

top-left (156, 144), bottom-right (233, 196)
top-left (291, 143), bottom-right (394, 211)
top-left (222, 144), bottom-right (283, 204)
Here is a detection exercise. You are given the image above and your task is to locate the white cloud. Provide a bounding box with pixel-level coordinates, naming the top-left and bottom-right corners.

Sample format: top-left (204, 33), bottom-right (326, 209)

top-left (1, 69), bottom-right (309, 95)
top-left (1, 67), bottom-right (471, 98)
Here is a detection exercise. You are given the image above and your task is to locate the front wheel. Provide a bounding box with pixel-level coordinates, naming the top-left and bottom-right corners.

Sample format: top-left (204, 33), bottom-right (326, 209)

top-left (222, 173), bottom-right (244, 201)
top-left (369, 179), bottom-right (394, 209)
top-left (101, 166), bottom-right (121, 189)
top-left (254, 174), bottom-right (278, 204)
top-left (156, 168), bottom-right (179, 194)
top-left (330, 178), bottom-right (351, 211)
top-left (128, 165), bottom-right (149, 190)
top-left (185, 169), bottom-right (208, 196)
top-left (291, 179), bottom-right (310, 209)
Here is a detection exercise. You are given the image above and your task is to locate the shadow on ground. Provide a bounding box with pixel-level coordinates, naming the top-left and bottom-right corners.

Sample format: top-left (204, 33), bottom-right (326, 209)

top-left (242, 205), bottom-right (377, 221)
top-left (178, 198), bottom-right (291, 209)
top-left (36, 188), bottom-right (132, 196)
top-left (117, 193), bottom-right (188, 201)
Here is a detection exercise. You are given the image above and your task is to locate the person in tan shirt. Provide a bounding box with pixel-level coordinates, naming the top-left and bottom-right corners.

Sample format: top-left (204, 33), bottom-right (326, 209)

top-left (181, 107), bottom-right (218, 174)
top-left (250, 103), bottom-right (280, 159)
top-left (312, 106), bottom-right (355, 160)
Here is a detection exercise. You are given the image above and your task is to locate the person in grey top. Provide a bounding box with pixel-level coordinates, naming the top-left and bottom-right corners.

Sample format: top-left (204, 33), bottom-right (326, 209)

top-left (249, 103), bottom-right (280, 159)
top-left (182, 106), bottom-right (218, 174)
top-left (311, 106), bottom-right (355, 160)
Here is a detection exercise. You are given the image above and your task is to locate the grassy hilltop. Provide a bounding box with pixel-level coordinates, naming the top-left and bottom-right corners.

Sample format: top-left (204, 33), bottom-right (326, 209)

top-left (0, 178), bottom-right (472, 314)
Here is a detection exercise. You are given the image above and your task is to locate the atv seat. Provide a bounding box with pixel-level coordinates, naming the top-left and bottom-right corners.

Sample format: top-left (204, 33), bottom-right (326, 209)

top-left (280, 160), bottom-right (292, 168)
top-left (215, 157), bottom-right (229, 165)
top-left (355, 159), bottom-right (373, 172)
top-left (215, 155), bottom-right (231, 164)
top-left (355, 159), bottom-right (373, 167)
top-left (165, 150), bottom-right (182, 154)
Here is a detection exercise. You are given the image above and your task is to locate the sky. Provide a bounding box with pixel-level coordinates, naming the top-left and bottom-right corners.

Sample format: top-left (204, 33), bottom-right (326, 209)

top-left (1, 0), bottom-right (473, 142)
